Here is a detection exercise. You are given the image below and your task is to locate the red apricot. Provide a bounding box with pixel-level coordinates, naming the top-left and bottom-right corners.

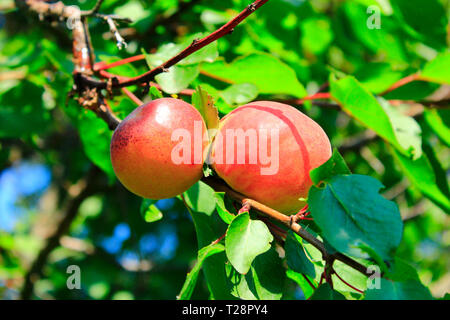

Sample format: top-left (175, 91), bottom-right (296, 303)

top-left (110, 98), bottom-right (208, 199)
top-left (210, 101), bottom-right (332, 214)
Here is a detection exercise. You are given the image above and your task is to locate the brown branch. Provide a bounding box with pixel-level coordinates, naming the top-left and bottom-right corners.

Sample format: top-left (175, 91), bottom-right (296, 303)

top-left (97, 97), bottom-right (122, 130)
top-left (380, 73), bottom-right (420, 95)
top-left (15, 0), bottom-right (81, 20)
top-left (121, 87), bottom-right (143, 106)
top-left (76, 0), bottom-right (270, 89)
top-left (97, 69), bottom-right (195, 96)
top-left (104, 16), bottom-right (128, 49)
top-left (201, 176), bottom-right (371, 277)
top-left (18, 0), bottom-right (395, 285)
top-left (302, 274), bottom-right (316, 291)
top-left (81, 0), bottom-right (104, 16)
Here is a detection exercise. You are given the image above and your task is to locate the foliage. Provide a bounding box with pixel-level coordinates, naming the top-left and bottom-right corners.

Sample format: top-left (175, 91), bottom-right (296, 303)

top-left (0, 0), bottom-right (449, 301)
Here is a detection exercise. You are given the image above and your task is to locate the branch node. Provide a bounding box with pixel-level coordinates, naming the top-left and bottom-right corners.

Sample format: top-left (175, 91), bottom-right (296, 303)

top-left (238, 200), bottom-right (251, 214)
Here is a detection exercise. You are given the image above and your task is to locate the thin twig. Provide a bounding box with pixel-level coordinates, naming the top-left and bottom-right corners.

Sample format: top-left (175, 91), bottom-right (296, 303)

top-left (201, 176), bottom-right (371, 277)
top-left (302, 274), bottom-right (316, 291)
top-left (76, 0), bottom-right (270, 89)
top-left (121, 87), bottom-right (143, 105)
top-left (380, 73), bottom-right (420, 95)
top-left (104, 16), bottom-right (128, 49)
top-left (81, 0), bottom-right (104, 16)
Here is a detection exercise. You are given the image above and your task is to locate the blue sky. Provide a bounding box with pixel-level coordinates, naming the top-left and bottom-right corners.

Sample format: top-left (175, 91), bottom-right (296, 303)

top-left (0, 161), bottom-right (51, 232)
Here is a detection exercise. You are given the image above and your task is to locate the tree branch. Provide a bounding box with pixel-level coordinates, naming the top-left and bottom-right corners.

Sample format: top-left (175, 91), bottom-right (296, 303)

top-left (76, 0), bottom-right (270, 89)
top-left (80, 0), bottom-right (105, 16)
top-left (201, 176), bottom-right (371, 277)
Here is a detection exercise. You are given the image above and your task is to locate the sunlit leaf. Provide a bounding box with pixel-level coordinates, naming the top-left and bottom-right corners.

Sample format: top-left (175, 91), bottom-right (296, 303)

top-left (308, 174), bottom-right (403, 260)
top-left (225, 212), bottom-right (273, 274)
top-left (201, 53), bottom-right (307, 98)
top-left (177, 243), bottom-right (225, 300)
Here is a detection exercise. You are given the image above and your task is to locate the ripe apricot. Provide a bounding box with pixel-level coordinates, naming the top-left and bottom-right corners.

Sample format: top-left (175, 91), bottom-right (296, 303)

top-left (210, 101), bottom-right (332, 214)
top-left (110, 98), bottom-right (207, 199)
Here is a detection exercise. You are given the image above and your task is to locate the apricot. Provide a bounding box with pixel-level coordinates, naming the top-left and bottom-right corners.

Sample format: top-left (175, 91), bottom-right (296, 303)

top-left (110, 98), bottom-right (208, 199)
top-left (210, 101), bottom-right (332, 214)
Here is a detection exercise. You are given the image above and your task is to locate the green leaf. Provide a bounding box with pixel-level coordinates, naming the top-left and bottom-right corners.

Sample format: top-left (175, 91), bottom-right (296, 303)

top-left (145, 43), bottom-right (181, 66)
top-left (331, 76), bottom-right (420, 159)
top-left (220, 83), bottom-right (259, 106)
top-left (114, 1), bottom-right (150, 24)
top-left (41, 39), bottom-right (72, 75)
top-left (225, 212), bottom-right (273, 274)
top-left (300, 16), bottom-right (333, 55)
top-left (423, 143), bottom-right (450, 205)
top-left (392, 148), bottom-right (450, 213)
top-left (384, 81), bottom-right (439, 101)
top-left (192, 86), bottom-right (219, 132)
top-left (310, 283), bottom-right (346, 300)
top-left (155, 65), bottom-right (199, 94)
top-left (226, 248), bottom-right (285, 300)
top-left (149, 86), bottom-right (163, 100)
top-left (177, 243), bottom-right (225, 300)
top-left (183, 181), bottom-right (217, 216)
top-left (421, 52), bottom-right (450, 84)
top-left (0, 81), bottom-right (50, 137)
top-left (308, 174), bottom-right (403, 260)
top-left (78, 113), bottom-right (115, 181)
top-left (364, 278), bottom-right (433, 300)
top-left (214, 192), bottom-right (235, 224)
top-left (386, 257), bottom-right (422, 282)
top-left (424, 109), bottom-right (450, 147)
top-left (340, 2), bottom-right (407, 62)
top-left (378, 98), bottom-right (422, 159)
top-left (145, 34), bottom-right (218, 66)
top-left (310, 148), bottom-right (351, 186)
top-left (355, 63), bottom-right (404, 94)
top-left (286, 270), bottom-right (315, 300)
top-left (184, 183), bottom-right (236, 300)
top-left (331, 76), bottom-right (396, 140)
top-left (284, 231), bottom-right (316, 278)
top-left (332, 261), bottom-right (368, 294)
top-left (391, 0), bottom-right (448, 50)
top-left (140, 199), bottom-right (163, 223)
top-left (357, 244), bottom-right (389, 273)
top-left (201, 53), bottom-right (307, 98)
top-left (181, 36), bottom-right (218, 65)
